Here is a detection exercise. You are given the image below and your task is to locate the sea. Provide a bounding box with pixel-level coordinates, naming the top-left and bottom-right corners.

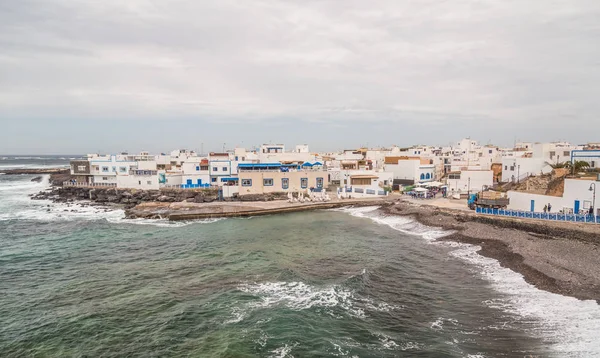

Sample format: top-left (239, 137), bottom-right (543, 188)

top-left (1, 156), bottom-right (600, 357)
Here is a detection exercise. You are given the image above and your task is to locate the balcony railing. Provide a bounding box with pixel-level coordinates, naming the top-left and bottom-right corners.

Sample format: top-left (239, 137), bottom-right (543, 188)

top-left (63, 182), bottom-right (117, 188)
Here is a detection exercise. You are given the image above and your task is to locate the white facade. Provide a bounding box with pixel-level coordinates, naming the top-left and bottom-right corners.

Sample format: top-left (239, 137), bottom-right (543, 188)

top-left (89, 155), bottom-right (137, 184)
top-left (257, 144), bottom-right (318, 163)
top-left (116, 170), bottom-right (160, 190)
top-left (446, 170), bottom-right (493, 195)
top-left (181, 159), bottom-right (211, 187)
top-left (384, 159), bottom-right (435, 183)
top-left (508, 178), bottom-right (599, 215)
top-left (501, 157), bottom-right (550, 182)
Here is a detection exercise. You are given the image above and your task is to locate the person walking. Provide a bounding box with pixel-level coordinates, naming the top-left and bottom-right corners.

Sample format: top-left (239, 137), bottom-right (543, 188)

top-left (543, 205), bottom-right (547, 213)
top-left (548, 203), bottom-right (552, 212)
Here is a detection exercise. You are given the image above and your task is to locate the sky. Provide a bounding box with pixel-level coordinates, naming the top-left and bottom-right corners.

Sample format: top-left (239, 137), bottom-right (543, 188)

top-left (1, 0), bottom-right (599, 154)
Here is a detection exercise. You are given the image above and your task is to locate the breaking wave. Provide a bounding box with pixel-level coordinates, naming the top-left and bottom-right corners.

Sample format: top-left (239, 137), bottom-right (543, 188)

top-left (339, 205), bottom-right (600, 357)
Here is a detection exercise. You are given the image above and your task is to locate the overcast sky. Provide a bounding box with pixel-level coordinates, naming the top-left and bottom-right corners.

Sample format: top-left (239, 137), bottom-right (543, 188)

top-left (1, 0), bottom-right (599, 154)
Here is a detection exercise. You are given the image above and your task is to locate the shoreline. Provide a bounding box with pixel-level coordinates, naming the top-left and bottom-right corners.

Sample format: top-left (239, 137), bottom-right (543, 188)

top-left (19, 172), bottom-right (600, 302)
top-left (381, 200), bottom-right (600, 303)
top-left (125, 198), bottom-right (393, 220)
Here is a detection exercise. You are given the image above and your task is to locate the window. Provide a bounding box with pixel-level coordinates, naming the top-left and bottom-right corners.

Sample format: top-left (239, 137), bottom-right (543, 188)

top-left (282, 178), bottom-right (289, 189)
top-left (211, 178), bottom-right (217, 183)
top-left (235, 156), bottom-right (239, 161)
top-left (242, 179), bottom-right (252, 186)
top-left (549, 151), bottom-right (555, 158)
top-left (420, 173), bottom-right (425, 180)
top-left (138, 181), bottom-right (141, 185)
top-left (425, 173), bottom-right (431, 179)
top-left (264, 178), bottom-right (274, 186)
top-left (102, 177), bottom-right (108, 181)
top-left (242, 157), bottom-right (245, 161)
top-left (563, 151), bottom-right (570, 157)
top-left (200, 165), bottom-right (209, 171)
top-left (316, 177), bottom-right (323, 188)
top-left (489, 149), bottom-right (493, 154)
top-left (196, 166), bottom-right (200, 171)
top-left (102, 166), bottom-right (109, 172)
top-left (112, 166), bottom-right (116, 172)
top-left (147, 181), bottom-right (152, 185)
top-left (383, 180), bottom-right (388, 185)
top-left (213, 167), bottom-right (218, 172)
top-left (301, 178), bottom-right (308, 188)
top-left (77, 165), bottom-right (86, 171)
top-left (119, 167), bottom-right (127, 173)
top-left (591, 161), bottom-right (596, 168)
top-left (448, 173), bottom-right (461, 180)
top-left (222, 167), bottom-right (228, 172)
top-left (505, 165), bottom-right (507, 170)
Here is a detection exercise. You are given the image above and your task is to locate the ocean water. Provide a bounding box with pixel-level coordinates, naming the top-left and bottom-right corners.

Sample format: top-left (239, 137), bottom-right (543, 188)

top-left (0, 155), bottom-right (76, 170)
top-left (1, 173), bottom-right (600, 357)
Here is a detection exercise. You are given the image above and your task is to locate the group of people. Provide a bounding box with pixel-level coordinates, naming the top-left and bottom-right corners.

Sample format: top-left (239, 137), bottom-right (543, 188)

top-left (542, 203), bottom-right (553, 213)
top-left (406, 186), bottom-right (447, 199)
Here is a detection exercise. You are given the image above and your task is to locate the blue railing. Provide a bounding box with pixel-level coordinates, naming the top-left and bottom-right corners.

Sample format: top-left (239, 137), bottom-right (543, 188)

top-left (475, 207), bottom-right (599, 224)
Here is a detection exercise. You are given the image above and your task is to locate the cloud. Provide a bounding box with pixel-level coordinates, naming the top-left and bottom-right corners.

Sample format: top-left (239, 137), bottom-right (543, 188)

top-left (0, 0), bottom-right (599, 152)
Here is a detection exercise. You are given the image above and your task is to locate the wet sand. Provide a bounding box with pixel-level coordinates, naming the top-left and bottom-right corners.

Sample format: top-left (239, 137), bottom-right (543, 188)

top-left (382, 200), bottom-right (600, 302)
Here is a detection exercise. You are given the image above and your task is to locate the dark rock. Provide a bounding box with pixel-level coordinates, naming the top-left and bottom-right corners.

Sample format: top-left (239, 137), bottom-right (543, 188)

top-left (31, 176), bottom-right (43, 182)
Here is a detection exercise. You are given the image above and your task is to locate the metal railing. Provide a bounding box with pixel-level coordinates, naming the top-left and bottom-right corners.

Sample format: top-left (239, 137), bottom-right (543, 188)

top-left (160, 184), bottom-right (216, 190)
top-left (63, 181), bottom-right (117, 188)
top-left (338, 187), bottom-right (388, 196)
top-left (476, 207), bottom-right (599, 224)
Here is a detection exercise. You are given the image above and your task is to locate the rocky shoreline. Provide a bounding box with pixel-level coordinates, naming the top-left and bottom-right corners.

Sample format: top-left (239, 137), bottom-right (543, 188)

top-left (22, 170), bottom-right (600, 302)
top-left (382, 201), bottom-right (600, 302)
top-left (31, 186), bottom-right (290, 209)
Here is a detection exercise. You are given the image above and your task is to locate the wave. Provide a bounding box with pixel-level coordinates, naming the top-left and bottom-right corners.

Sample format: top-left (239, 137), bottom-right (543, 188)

top-left (336, 206), bottom-right (449, 240)
top-left (0, 176), bottom-right (222, 227)
top-left (231, 276), bottom-right (402, 325)
top-left (339, 206), bottom-right (600, 357)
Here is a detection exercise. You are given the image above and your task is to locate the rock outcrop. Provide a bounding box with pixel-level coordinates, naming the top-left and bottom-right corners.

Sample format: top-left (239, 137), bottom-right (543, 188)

top-left (31, 186), bottom-right (292, 208)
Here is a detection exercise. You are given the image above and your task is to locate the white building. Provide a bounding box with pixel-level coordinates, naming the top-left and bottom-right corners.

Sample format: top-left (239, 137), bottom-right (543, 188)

top-left (384, 157), bottom-right (435, 185)
top-left (181, 158), bottom-right (211, 188)
top-left (256, 144), bottom-right (318, 163)
top-left (446, 170), bottom-right (494, 196)
top-left (508, 177), bottom-right (599, 215)
top-left (116, 169), bottom-right (160, 190)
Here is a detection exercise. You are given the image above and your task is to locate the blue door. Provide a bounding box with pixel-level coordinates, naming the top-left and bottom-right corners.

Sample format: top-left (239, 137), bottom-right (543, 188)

top-left (187, 179), bottom-right (192, 185)
top-left (530, 200), bottom-right (535, 212)
top-left (197, 179), bottom-right (202, 185)
top-left (574, 200), bottom-right (580, 214)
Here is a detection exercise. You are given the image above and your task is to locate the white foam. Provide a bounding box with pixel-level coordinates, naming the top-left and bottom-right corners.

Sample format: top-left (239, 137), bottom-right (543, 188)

top-left (238, 281), bottom-right (356, 312)
top-left (0, 176), bottom-right (221, 227)
top-left (337, 206), bottom-right (600, 357)
top-left (338, 206), bottom-right (450, 240)
top-left (449, 244), bottom-right (600, 356)
top-left (269, 343), bottom-right (297, 358)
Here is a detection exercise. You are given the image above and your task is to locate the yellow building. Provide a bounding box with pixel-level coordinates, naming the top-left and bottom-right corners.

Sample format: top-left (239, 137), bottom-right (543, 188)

top-left (237, 163), bottom-right (329, 195)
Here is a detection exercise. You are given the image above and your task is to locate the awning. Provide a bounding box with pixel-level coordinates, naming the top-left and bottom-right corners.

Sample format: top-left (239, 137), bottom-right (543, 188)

top-left (425, 181), bottom-right (444, 187)
top-left (301, 162), bottom-right (314, 167)
top-left (350, 175), bottom-right (378, 179)
top-left (414, 187), bottom-right (428, 192)
top-left (220, 177), bottom-right (238, 182)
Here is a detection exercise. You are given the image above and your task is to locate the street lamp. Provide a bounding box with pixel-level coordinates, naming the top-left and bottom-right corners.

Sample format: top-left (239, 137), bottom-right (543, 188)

top-left (590, 183), bottom-right (596, 223)
top-left (517, 164), bottom-right (521, 183)
top-left (467, 177), bottom-right (471, 196)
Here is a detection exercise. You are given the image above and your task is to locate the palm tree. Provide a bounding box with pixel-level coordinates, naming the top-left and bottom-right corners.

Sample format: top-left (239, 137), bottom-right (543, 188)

top-left (546, 161), bottom-right (569, 169)
top-left (560, 160), bottom-right (590, 173)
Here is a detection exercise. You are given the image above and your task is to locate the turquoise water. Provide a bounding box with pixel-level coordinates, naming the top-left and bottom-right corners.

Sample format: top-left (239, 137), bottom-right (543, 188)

top-left (2, 174), bottom-right (600, 357)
